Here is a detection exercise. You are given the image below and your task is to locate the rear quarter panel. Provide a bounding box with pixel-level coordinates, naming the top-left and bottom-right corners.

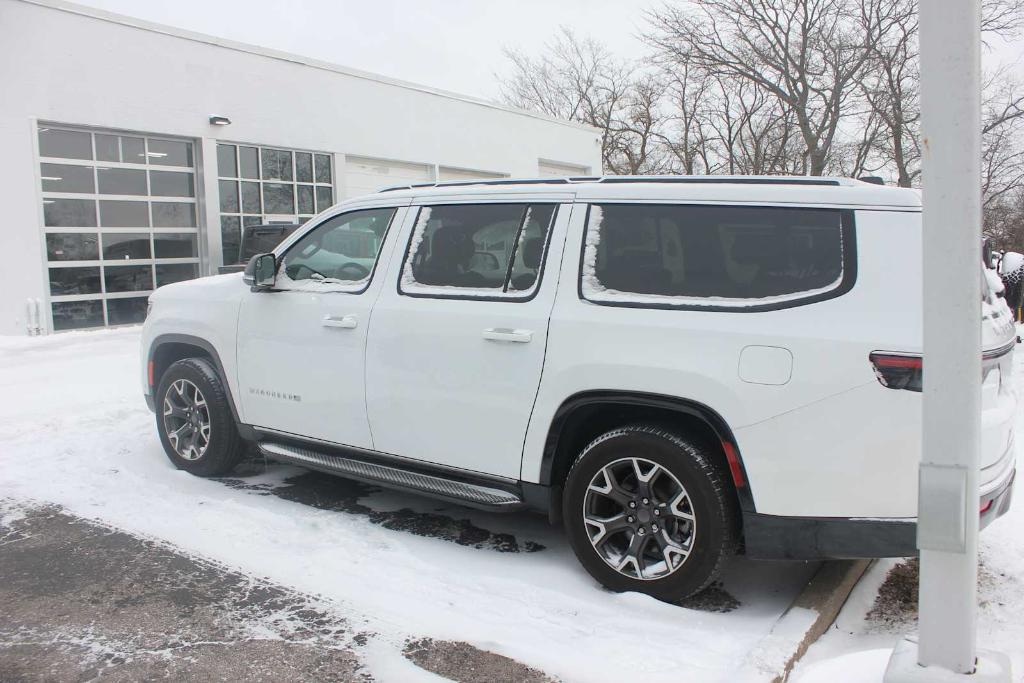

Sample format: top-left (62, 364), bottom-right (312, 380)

top-left (523, 205), bottom-right (924, 518)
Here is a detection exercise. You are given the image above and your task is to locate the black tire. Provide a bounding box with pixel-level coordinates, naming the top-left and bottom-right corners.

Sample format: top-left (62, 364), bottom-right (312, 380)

top-left (155, 357), bottom-right (245, 477)
top-left (562, 424), bottom-right (739, 601)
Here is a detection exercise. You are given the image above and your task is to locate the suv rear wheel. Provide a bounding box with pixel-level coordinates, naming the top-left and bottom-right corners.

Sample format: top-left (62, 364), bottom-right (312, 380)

top-left (156, 358), bottom-right (245, 477)
top-left (562, 425), bottom-right (738, 601)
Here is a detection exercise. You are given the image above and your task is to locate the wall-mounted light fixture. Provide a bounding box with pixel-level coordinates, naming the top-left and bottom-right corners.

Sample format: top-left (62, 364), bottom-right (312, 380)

top-left (209, 115), bottom-right (232, 126)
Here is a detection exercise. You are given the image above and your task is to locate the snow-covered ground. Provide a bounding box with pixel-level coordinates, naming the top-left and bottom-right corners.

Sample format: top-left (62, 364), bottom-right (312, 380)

top-left (792, 334), bottom-right (1024, 682)
top-left (0, 327), bottom-right (822, 683)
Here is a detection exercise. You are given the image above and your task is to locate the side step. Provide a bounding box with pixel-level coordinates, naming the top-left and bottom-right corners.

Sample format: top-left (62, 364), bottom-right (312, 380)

top-left (258, 441), bottom-right (524, 510)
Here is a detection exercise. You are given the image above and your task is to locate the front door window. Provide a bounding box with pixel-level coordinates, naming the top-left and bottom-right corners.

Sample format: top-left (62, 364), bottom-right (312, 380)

top-left (277, 208), bottom-right (397, 292)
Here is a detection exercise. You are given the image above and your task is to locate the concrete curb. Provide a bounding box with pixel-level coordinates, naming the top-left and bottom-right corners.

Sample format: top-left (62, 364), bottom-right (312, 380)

top-left (773, 559), bottom-right (873, 682)
top-left (737, 559), bottom-right (873, 682)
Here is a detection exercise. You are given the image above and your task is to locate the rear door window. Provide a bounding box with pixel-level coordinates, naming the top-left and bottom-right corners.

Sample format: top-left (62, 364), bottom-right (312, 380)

top-left (400, 203), bottom-right (557, 299)
top-left (581, 203), bottom-right (853, 310)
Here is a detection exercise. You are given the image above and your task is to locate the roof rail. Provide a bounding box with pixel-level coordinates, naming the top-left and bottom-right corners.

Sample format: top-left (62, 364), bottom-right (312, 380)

top-left (377, 175), bottom-right (846, 193)
top-left (378, 177), bottom-right (578, 193)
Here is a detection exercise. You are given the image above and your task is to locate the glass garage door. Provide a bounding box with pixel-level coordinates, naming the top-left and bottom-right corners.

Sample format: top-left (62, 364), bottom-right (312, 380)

top-left (37, 124), bottom-right (200, 331)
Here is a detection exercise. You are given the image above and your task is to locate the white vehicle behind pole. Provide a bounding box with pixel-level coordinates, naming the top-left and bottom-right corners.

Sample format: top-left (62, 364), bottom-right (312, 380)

top-left (141, 176), bottom-right (1017, 600)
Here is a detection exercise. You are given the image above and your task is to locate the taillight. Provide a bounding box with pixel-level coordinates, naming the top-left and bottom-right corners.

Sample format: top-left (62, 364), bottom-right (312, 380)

top-left (869, 352), bottom-right (923, 392)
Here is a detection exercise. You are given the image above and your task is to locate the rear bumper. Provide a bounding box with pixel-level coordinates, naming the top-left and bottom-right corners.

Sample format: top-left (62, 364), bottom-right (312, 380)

top-left (744, 512), bottom-right (917, 559)
top-left (745, 467), bottom-right (1015, 560)
top-left (980, 467), bottom-right (1015, 530)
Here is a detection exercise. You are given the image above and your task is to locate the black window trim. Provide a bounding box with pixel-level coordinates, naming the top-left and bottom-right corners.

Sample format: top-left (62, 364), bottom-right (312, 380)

top-left (274, 206), bottom-right (400, 296)
top-left (577, 202), bottom-right (858, 313)
top-left (397, 202), bottom-right (561, 303)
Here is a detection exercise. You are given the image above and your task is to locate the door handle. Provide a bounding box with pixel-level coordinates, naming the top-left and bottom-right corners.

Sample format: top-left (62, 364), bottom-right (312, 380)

top-left (482, 328), bottom-right (533, 343)
top-left (322, 314), bottom-right (358, 329)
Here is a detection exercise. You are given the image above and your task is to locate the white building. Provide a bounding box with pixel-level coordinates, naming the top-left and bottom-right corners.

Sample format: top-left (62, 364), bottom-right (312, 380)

top-left (0, 0), bottom-right (601, 335)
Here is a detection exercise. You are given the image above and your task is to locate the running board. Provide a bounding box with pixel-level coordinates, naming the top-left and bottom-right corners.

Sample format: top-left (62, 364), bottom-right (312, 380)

top-left (258, 441), bottom-right (524, 509)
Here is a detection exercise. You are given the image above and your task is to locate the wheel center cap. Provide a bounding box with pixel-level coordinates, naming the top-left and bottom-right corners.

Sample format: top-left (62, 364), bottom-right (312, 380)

top-left (637, 508), bottom-right (652, 524)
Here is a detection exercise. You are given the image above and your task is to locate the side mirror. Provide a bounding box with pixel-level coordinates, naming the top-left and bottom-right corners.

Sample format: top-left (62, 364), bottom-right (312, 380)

top-left (243, 253), bottom-right (277, 289)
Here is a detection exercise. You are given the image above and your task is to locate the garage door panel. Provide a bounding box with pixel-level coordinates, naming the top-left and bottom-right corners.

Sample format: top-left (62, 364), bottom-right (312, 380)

top-left (344, 157), bottom-right (432, 198)
top-left (437, 166), bottom-right (506, 182)
top-left (538, 160), bottom-right (589, 177)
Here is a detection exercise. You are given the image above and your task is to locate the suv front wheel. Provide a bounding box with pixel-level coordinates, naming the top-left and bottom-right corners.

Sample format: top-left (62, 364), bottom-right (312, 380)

top-left (562, 425), bottom-right (739, 601)
top-left (155, 358), bottom-right (245, 477)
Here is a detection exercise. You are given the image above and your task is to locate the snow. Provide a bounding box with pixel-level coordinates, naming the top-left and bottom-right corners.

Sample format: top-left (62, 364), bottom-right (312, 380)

top-left (274, 267), bottom-right (370, 293)
top-left (984, 266), bottom-right (1005, 296)
top-left (793, 649), bottom-right (894, 683)
top-left (0, 326), bottom-right (821, 682)
top-left (791, 331), bottom-right (1024, 682)
top-left (1000, 251), bottom-right (1024, 276)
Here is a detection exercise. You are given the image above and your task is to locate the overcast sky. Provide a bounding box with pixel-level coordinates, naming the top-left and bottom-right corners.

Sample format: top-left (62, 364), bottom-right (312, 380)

top-left (75, 0), bottom-right (1023, 102)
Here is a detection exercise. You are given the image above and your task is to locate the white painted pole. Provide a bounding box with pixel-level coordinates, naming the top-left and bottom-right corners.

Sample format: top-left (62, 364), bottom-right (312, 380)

top-left (918, 0), bottom-right (981, 673)
top-left (886, 4), bottom-right (1012, 678)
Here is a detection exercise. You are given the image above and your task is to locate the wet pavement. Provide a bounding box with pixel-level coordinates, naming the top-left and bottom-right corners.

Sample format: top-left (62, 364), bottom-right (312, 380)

top-left (0, 461), bottom-right (745, 682)
top-left (0, 505), bottom-right (367, 682)
top-left (0, 502), bottom-right (554, 682)
top-left (219, 460), bottom-right (546, 554)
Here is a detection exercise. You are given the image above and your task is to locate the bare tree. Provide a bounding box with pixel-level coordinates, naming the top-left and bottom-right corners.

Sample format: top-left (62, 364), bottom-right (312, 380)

top-left (500, 0), bottom-right (1024, 201)
top-left (657, 65), bottom-right (715, 174)
top-left (981, 0), bottom-right (1024, 37)
top-left (856, 0), bottom-right (920, 185)
top-left (499, 28), bottom-right (670, 174)
top-left (645, 0), bottom-right (897, 175)
top-left (983, 72), bottom-right (1024, 214)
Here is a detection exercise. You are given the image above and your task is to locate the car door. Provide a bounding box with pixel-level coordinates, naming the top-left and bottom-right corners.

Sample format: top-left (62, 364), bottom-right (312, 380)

top-left (365, 197), bottom-right (573, 479)
top-left (236, 201), bottom-right (409, 448)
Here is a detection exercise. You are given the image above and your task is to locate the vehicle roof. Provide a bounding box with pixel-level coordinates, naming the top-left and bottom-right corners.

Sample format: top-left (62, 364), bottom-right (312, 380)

top-left (371, 175), bottom-right (922, 210)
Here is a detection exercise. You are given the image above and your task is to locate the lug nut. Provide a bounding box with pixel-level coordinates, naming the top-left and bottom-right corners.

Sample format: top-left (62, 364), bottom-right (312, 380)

top-left (653, 509), bottom-right (661, 517)
top-left (642, 497), bottom-right (650, 505)
top-left (652, 523), bottom-right (659, 532)
top-left (627, 516), bottom-right (635, 524)
top-left (629, 501), bottom-right (637, 509)
top-left (637, 527), bottom-right (646, 536)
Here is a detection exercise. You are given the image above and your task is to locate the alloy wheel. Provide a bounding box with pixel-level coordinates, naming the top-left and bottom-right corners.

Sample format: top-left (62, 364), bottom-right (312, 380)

top-left (583, 457), bottom-right (696, 580)
top-left (162, 379), bottom-right (211, 461)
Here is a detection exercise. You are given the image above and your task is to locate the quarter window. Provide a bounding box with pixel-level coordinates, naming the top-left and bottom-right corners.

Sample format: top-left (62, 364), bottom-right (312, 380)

top-left (400, 203), bottom-right (556, 298)
top-left (581, 204), bottom-right (850, 309)
top-left (278, 208), bottom-right (396, 292)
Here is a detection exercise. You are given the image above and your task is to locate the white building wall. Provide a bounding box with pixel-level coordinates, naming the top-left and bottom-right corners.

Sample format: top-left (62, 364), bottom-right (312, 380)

top-left (0, 0), bottom-right (601, 335)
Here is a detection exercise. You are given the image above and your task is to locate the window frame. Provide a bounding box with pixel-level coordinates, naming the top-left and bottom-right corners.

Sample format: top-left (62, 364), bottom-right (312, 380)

top-left (397, 202), bottom-right (560, 303)
top-left (577, 202), bottom-right (858, 313)
top-left (273, 206), bottom-right (400, 295)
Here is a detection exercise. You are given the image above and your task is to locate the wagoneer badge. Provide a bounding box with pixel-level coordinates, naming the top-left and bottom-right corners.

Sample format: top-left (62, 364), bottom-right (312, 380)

top-left (249, 387), bottom-right (302, 402)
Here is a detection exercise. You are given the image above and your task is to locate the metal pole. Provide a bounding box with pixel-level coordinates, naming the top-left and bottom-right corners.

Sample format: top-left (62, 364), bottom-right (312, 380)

top-left (918, 0), bottom-right (981, 673)
top-left (886, 5), bottom-right (1012, 673)
top-left (886, 4), bottom-right (1011, 679)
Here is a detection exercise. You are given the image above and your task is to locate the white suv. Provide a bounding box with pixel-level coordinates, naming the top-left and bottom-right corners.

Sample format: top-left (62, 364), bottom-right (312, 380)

top-left (141, 176), bottom-right (1017, 600)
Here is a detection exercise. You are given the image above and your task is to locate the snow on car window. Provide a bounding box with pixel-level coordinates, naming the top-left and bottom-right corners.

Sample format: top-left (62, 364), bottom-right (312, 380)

top-left (580, 203), bottom-right (848, 308)
top-left (400, 203), bottom-right (556, 298)
top-left (277, 208), bottom-right (395, 292)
